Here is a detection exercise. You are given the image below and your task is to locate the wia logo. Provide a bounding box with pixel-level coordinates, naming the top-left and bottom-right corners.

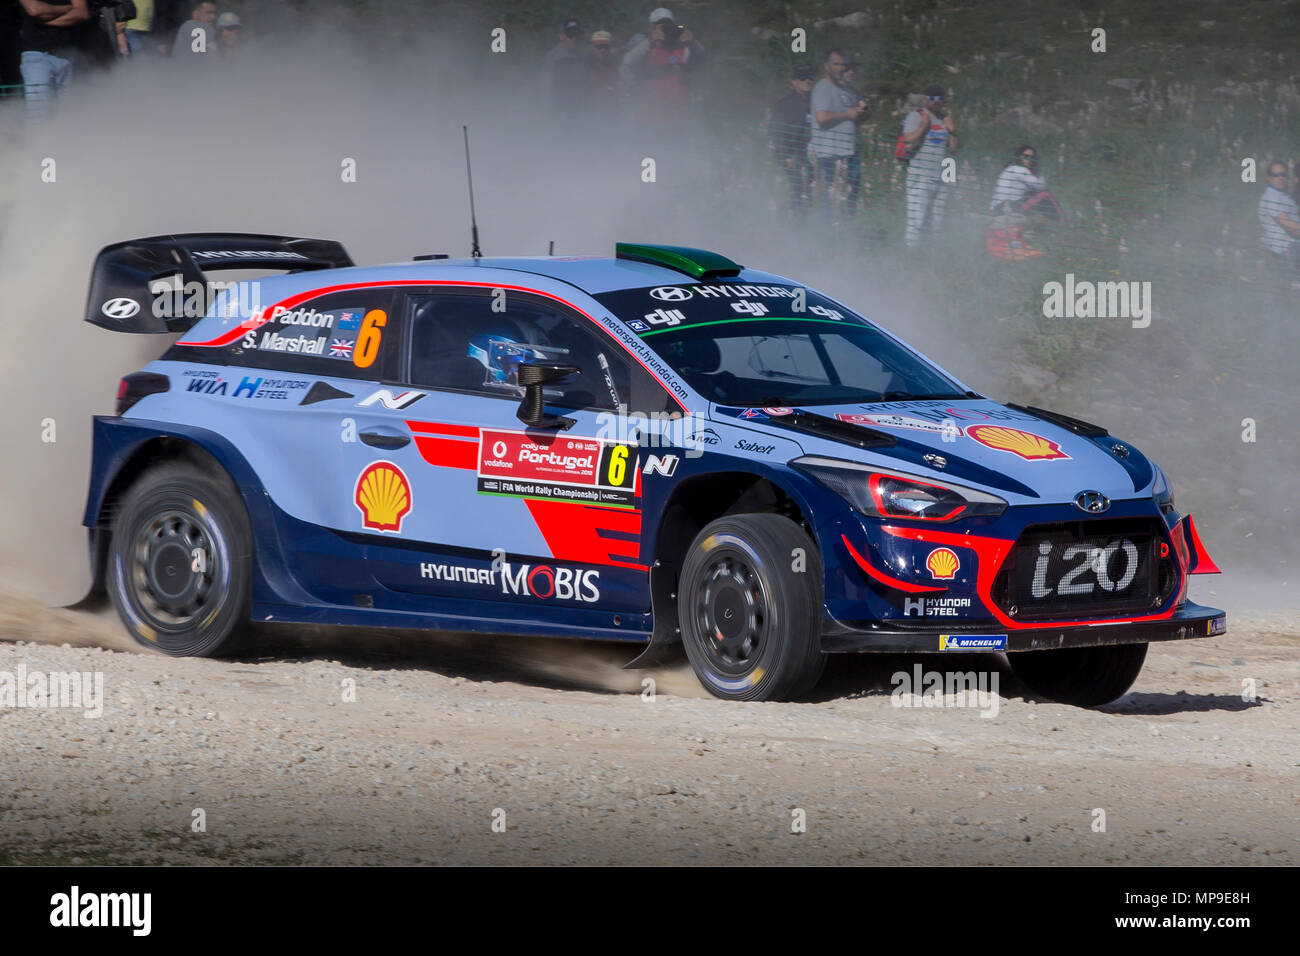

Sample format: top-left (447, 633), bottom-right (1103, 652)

top-left (186, 377), bottom-right (227, 395)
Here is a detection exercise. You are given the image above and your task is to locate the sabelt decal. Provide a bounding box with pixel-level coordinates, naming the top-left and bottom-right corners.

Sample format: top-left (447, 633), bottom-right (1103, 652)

top-left (925, 547), bottom-right (961, 580)
top-left (477, 429), bottom-right (636, 506)
top-left (355, 461), bottom-right (412, 533)
top-left (965, 424), bottom-right (1069, 461)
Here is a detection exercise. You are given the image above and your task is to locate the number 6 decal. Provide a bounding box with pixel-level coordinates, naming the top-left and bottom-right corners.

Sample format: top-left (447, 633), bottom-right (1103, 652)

top-left (353, 308), bottom-right (387, 369)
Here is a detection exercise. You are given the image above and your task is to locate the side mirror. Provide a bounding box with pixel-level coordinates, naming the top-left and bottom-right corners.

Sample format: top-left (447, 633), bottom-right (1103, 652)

top-left (517, 362), bottom-right (579, 429)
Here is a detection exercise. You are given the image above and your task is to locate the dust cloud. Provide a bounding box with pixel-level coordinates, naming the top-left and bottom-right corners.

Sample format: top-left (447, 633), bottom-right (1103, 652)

top-left (0, 8), bottom-right (1289, 671)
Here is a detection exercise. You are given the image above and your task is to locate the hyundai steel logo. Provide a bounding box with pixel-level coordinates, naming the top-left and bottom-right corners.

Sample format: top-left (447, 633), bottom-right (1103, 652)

top-left (650, 286), bottom-right (692, 301)
top-left (101, 297), bottom-right (141, 319)
top-left (1073, 490), bottom-right (1110, 514)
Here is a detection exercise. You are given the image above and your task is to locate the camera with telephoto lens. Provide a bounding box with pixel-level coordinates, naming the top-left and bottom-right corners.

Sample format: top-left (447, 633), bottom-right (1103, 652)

top-left (91, 0), bottom-right (138, 21)
top-left (658, 20), bottom-right (683, 46)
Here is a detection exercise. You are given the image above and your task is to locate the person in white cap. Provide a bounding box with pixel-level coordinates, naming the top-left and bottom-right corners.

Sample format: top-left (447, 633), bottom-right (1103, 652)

top-left (217, 12), bottom-right (241, 58)
top-left (620, 6), bottom-right (704, 128)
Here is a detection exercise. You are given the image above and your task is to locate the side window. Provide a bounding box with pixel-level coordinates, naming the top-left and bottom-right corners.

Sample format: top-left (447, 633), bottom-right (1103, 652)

top-left (406, 292), bottom-right (642, 411)
top-left (224, 288), bottom-right (400, 381)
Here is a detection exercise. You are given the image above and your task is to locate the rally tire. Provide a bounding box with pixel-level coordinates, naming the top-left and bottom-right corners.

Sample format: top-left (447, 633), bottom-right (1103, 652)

top-left (107, 461), bottom-right (253, 657)
top-left (677, 514), bottom-right (826, 702)
top-left (1008, 642), bottom-right (1148, 707)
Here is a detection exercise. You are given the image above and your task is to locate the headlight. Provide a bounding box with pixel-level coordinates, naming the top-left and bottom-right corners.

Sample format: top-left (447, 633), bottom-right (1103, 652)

top-left (1152, 466), bottom-right (1175, 515)
top-left (793, 456), bottom-right (1007, 522)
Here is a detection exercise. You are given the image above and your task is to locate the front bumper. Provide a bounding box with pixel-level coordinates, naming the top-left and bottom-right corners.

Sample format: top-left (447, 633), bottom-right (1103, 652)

top-left (821, 600), bottom-right (1226, 653)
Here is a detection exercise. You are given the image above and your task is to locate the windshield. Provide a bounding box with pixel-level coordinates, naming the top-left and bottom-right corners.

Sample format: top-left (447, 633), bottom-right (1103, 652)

top-left (593, 282), bottom-right (966, 406)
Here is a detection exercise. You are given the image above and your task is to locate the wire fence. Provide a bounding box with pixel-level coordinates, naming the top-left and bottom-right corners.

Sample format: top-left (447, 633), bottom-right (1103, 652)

top-left (758, 118), bottom-right (1297, 292)
top-left (738, 117), bottom-right (1296, 366)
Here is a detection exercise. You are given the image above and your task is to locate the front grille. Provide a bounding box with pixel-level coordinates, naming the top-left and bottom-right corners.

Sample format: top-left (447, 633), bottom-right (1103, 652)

top-left (991, 518), bottom-right (1175, 622)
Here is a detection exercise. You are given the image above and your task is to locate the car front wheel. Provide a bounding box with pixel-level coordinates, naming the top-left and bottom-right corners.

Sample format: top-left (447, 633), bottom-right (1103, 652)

top-left (677, 513), bottom-right (826, 701)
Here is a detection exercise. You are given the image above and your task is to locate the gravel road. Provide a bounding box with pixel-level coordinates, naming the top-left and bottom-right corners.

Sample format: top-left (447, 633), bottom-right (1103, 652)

top-left (1, 585), bottom-right (1295, 866)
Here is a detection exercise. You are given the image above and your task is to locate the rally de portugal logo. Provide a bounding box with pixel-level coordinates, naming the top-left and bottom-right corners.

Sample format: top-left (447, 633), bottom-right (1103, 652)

top-left (355, 461), bottom-right (412, 533)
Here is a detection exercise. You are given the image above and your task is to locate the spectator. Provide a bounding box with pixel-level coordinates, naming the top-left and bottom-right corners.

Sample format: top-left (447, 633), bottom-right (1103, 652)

top-left (990, 145), bottom-right (1047, 216)
top-left (541, 18), bottom-right (584, 115)
top-left (901, 83), bottom-right (958, 247)
top-left (216, 10), bottom-right (240, 59)
top-left (585, 30), bottom-right (618, 121)
top-left (171, 0), bottom-right (216, 59)
top-left (620, 7), bottom-right (704, 129)
top-left (1259, 162), bottom-right (1300, 276)
top-left (3, 2), bottom-right (25, 89)
top-left (124, 0), bottom-right (156, 57)
top-left (769, 64), bottom-right (815, 216)
top-left (17, 0), bottom-right (91, 121)
top-left (810, 49), bottom-right (867, 221)
top-left (151, 0), bottom-right (187, 54)
top-left (985, 146), bottom-right (1053, 260)
top-left (74, 0), bottom-right (127, 67)
top-left (843, 53), bottom-right (860, 96)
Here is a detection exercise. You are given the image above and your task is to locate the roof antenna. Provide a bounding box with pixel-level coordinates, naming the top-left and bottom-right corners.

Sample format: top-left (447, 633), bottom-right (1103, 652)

top-left (463, 126), bottom-right (482, 259)
top-left (548, 240), bottom-right (555, 256)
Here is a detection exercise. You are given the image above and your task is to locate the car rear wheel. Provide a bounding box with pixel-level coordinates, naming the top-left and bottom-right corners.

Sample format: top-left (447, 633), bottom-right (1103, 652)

top-left (677, 514), bottom-right (826, 701)
top-left (1008, 642), bottom-right (1148, 707)
top-left (107, 461), bottom-right (252, 657)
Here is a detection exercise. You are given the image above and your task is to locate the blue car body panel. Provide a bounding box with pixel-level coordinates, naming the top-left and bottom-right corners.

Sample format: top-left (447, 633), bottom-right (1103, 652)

top-left (84, 250), bottom-right (1225, 652)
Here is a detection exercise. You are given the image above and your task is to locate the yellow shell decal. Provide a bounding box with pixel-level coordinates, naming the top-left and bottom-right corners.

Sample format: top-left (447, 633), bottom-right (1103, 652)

top-left (355, 461), bottom-right (412, 533)
top-left (925, 547), bottom-right (960, 580)
top-left (966, 424), bottom-right (1069, 461)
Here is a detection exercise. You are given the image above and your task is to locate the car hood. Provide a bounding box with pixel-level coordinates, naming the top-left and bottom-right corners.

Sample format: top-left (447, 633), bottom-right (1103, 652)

top-left (712, 400), bottom-right (1155, 505)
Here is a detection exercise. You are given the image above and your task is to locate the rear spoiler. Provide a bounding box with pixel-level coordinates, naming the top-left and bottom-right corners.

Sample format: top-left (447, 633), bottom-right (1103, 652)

top-left (85, 233), bottom-right (354, 333)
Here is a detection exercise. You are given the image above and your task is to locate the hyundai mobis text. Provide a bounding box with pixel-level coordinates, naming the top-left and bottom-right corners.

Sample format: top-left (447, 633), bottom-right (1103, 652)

top-left (81, 236), bottom-right (1224, 704)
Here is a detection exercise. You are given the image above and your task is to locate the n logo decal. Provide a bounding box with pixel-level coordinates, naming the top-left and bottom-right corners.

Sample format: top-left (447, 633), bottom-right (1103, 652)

top-left (356, 389), bottom-right (426, 410)
top-left (642, 454), bottom-right (680, 477)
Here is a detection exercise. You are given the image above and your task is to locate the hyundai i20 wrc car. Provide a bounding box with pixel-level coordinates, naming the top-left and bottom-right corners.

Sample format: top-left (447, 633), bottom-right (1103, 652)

top-left (81, 235), bottom-right (1226, 705)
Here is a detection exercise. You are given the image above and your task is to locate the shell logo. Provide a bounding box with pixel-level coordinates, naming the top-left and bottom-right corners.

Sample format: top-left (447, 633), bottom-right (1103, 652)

top-left (966, 424), bottom-right (1069, 461)
top-left (355, 461), bottom-right (412, 533)
top-left (925, 547), bottom-right (960, 580)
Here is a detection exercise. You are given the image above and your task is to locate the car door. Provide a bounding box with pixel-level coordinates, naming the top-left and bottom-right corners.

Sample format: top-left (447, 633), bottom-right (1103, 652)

top-left (204, 285), bottom-right (414, 603)
top-left (363, 287), bottom-right (664, 614)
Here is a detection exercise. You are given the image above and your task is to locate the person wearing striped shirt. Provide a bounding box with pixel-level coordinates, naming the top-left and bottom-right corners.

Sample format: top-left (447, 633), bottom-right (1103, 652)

top-left (901, 84), bottom-right (958, 247)
top-left (1259, 162), bottom-right (1300, 276)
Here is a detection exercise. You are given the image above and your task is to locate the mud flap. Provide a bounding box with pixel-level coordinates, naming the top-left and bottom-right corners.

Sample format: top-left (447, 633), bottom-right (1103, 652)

top-left (623, 561), bottom-right (684, 668)
top-left (61, 528), bottom-right (109, 611)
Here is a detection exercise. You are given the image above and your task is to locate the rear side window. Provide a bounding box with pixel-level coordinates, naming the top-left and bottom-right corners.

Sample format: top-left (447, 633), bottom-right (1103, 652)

top-left (220, 288), bottom-right (401, 381)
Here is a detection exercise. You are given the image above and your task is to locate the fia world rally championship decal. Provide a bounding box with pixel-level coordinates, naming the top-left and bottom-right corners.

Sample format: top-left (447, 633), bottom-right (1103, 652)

top-left (477, 429), bottom-right (637, 507)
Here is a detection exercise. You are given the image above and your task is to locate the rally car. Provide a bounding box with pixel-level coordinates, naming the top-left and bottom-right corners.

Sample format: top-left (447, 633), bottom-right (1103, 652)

top-left (80, 235), bottom-right (1225, 705)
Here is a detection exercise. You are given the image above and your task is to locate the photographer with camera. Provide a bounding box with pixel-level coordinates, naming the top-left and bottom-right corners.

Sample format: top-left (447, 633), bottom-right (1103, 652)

top-left (900, 83), bottom-right (958, 247)
top-left (620, 7), bottom-right (704, 129)
top-left (16, 0), bottom-right (91, 120)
